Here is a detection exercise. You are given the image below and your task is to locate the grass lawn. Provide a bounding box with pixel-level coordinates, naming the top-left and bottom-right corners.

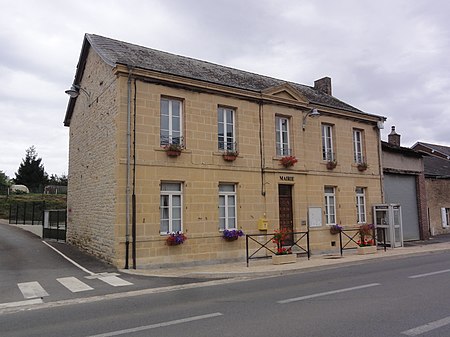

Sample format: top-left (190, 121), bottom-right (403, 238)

top-left (0, 194), bottom-right (67, 219)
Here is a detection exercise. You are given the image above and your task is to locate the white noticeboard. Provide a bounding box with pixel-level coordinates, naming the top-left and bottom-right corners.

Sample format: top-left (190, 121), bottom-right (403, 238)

top-left (308, 207), bottom-right (322, 228)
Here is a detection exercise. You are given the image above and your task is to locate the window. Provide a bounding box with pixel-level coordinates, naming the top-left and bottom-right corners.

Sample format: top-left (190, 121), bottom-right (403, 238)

top-left (160, 182), bottom-right (182, 233)
top-left (160, 97), bottom-right (183, 146)
top-left (356, 187), bottom-right (366, 223)
top-left (442, 208), bottom-right (450, 228)
top-left (353, 129), bottom-right (364, 163)
top-left (324, 186), bottom-right (336, 225)
top-left (276, 116), bottom-right (290, 156)
top-left (219, 184), bottom-right (237, 230)
top-left (218, 107), bottom-right (236, 151)
top-left (322, 124), bottom-right (334, 161)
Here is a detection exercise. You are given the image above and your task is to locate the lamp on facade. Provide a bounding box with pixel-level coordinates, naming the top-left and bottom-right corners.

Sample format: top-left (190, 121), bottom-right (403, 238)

top-left (65, 84), bottom-right (91, 100)
top-left (302, 108), bottom-right (320, 130)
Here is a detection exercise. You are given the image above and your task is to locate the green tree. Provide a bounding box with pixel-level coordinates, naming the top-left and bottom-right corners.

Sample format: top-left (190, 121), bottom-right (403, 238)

top-left (14, 146), bottom-right (48, 192)
top-left (0, 171), bottom-right (10, 187)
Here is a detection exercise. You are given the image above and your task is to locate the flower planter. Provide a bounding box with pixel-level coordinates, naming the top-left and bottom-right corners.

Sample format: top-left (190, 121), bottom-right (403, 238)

top-left (272, 254), bottom-right (297, 265)
top-left (223, 155), bottom-right (237, 162)
top-left (166, 150), bottom-right (181, 157)
top-left (326, 161), bottom-right (337, 170)
top-left (357, 245), bottom-right (377, 255)
top-left (357, 164), bottom-right (368, 171)
top-left (223, 236), bottom-right (238, 242)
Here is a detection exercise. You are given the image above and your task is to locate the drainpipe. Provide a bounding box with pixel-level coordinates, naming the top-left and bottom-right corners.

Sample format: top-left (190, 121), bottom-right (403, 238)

top-left (125, 67), bottom-right (133, 269)
top-left (258, 95), bottom-right (266, 198)
top-left (132, 78), bottom-right (137, 269)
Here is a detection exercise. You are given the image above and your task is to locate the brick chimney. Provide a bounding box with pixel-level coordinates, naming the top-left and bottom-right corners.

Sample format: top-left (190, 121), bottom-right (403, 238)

top-left (314, 77), bottom-right (332, 96)
top-left (388, 126), bottom-right (401, 147)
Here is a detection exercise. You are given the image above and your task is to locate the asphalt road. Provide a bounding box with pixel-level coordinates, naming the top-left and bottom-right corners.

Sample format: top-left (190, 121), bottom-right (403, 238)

top-left (2, 241), bottom-right (450, 336)
top-left (0, 223), bottom-right (210, 305)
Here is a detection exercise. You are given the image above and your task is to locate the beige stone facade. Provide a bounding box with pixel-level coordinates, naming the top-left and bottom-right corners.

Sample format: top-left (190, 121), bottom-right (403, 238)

top-left (64, 34), bottom-right (385, 268)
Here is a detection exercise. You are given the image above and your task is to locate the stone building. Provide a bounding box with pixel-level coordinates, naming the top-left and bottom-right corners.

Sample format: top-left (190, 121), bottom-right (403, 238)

top-left (381, 127), bottom-right (429, 241)
top-left (64, 34), bottom-right (386, 268)
top-left (412, 142), bottom-right (450, 236)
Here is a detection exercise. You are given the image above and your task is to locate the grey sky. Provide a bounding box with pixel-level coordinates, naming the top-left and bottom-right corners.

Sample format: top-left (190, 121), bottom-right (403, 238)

top-left (1, 0), bottom-right (449, 178)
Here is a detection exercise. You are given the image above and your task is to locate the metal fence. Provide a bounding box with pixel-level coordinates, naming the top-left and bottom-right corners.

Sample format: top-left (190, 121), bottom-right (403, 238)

top-left (43, 209), bottom-right (67, 241)
top-left (338, 227), bottom-right (387, 256)
top-left (245, 231), bottom-right (310, 267)
top-left (9, 202), bottom-right (45, 225)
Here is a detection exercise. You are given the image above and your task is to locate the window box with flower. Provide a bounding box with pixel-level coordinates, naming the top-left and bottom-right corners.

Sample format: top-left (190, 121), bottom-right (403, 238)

top-left (280, 156), bottom-right (298, 168)
top-left (222, 229), bottom-right (244, 241)
top-left (326, 160), bottom-right (337, 170)
top-left (357, 162), bottom-right (368, 171)
top-left (166, 231), bottom-right (187, 246)
top-left (164, 143), bottom-right (183, 157)
top-left (329, 224), bottom-right (343, 235)
top-left (222, 149), bottom-right (239, 162)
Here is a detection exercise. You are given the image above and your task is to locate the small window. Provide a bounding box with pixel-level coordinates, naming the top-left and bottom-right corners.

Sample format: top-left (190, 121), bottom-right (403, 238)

top-left (160, 182), bottom-right (182, 233)
top-left (442, 208), bottom-right (450, 228)
top-left (324, 186), bottom-right (336, 225)
top-left (353, 129), bottom-right (364, 163)
top-left (160, 97), bottom-right (183, 146)
top-left (356, 187), bottom-right (366, 223)
top-left (322, 124), bottom-right (334, 161)
top-left (219, 183), bottom-right (237, 230)
top-left (276, 116), bottom-right (291, 156)
top-left (218, 107), bottom-right (236, 151)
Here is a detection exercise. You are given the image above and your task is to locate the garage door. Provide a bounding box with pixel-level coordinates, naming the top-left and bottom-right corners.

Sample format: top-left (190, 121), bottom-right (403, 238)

top-left (384, 174), bottom-right (420, 241)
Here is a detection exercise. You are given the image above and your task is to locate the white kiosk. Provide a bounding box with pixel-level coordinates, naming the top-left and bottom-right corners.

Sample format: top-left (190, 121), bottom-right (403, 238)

top-left (373, 204), bottom-right (403, 248)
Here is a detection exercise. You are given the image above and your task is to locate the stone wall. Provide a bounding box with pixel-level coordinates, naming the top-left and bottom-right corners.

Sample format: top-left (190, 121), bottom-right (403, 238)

top-left (66, 48), bottom-right (119, 264)
top-left (426, 178), bottom-right (450, 236)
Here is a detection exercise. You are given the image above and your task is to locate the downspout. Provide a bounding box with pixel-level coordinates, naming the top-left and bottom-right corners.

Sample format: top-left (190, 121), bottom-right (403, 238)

top-left (377, 121), bottom-right (385, 203)
top-left (258, 94), bottom-right (266, 198)
top-left (125, 67), bottom-right (133, 269)
top-left (132, 78), bottom-right (137, 269)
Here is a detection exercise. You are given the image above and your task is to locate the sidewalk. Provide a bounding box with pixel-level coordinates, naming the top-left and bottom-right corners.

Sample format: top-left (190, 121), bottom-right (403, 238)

top-left (121, 237), bottom-right (450, 279)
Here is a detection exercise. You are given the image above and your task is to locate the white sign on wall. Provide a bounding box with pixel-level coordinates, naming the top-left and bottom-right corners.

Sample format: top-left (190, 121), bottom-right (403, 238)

top-left (308, 207), bottom-right (322, 228)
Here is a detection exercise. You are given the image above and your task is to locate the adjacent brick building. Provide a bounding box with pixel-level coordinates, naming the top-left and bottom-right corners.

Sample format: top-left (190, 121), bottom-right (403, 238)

top-left (64, 34), bottom-right (386, 268)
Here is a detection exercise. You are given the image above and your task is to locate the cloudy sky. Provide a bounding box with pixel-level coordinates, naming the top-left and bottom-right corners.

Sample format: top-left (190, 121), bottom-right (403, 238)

top-left (1, 0), bottom-right (449, 178)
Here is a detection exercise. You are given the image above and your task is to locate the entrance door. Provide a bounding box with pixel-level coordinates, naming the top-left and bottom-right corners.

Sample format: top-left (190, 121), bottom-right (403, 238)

top-left (278, 184), bottom-right (293, 245)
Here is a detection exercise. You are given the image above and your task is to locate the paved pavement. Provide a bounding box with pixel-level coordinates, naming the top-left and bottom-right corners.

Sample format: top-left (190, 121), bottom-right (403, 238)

top-left (120, 234), bottom-right (450, 279)
top-left (4, 219), bottom-right (450, 281)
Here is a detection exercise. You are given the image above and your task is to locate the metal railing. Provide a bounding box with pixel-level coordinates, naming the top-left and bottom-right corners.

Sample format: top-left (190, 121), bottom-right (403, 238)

top-left (43, 209), bottom-right (67, 241)
top-left (9, 202), bottom-right (45, 225)
top-left (338, 227), bottom-right (386, 256)
top-left (245, 231), bottom-right (310, 267)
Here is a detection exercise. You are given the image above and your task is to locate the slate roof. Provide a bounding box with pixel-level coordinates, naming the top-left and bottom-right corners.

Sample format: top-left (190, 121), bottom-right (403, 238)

top-left (86, 34), bottom-right (367, 114)
top-left (65, 33), bottom-right (385, 126)
top-left (423, 155), bottom-right (450, 178)
top-left (413, 142), bottom-right (450, 158)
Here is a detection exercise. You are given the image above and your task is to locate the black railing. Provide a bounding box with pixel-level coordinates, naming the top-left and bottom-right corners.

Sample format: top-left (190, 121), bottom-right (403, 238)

top-left (245, 231), bottom-right (310, 267)
top-left (338, 227), bottom-right (387, 256)
top-left (43, 209), bottom-right (67, 241)
top-left (9, 202), bottom-right (45, 225)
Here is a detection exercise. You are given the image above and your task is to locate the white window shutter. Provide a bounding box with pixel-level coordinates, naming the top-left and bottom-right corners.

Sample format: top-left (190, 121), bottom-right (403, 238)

top-left (441, 208), bottom-right (448, 228)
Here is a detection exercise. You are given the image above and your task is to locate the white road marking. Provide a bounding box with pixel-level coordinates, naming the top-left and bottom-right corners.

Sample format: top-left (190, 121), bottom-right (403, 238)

top-left (57, 277), bottom-right (94, 293)
top-left (42, 241), bottom-right (94, 275)
top-left (17, 281), bottom-right (49, 299)
top-left (402, 316), bottom-right (450, 336)
top-left (86, 312), bottom-right (223, 337)
top-left (408, 269), bottom-right (450, 279)
top-left (0, 298), bottom-right (43, 309)
top-left (98, 275), bottom-right (133, 287)
top-left (277, 283), bottom-right (381, 304)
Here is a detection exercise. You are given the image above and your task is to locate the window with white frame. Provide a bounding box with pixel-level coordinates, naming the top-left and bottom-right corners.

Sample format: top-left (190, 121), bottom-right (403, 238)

top-left (160, 182), bottom-right (182, 233)
top-left (356, 187), bottom-right (366, 223)
top-left (442, 208), bottom-right (450, 228)
top-left (322, 124), bottom-right (334, 161)
top-left (160, 97), bottom-right (183, 146)
top-left (218, 107), bottom-right (236, 151)
top-left (324, 186), bottom-right (336, 225)
top-left (276, 116), bottom-right (290, 156)
top-left (219, 183), bottom-right (237, 230)
top-left (353, 129), bottom-right (364, 163)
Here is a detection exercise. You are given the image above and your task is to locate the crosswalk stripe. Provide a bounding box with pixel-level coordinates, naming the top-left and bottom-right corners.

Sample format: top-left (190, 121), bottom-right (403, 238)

top-left (98, 275), bottom-right (133, 287)
top-left (57, 277), bottom-right (94, 293)
top-left (18, 281), bottom-right (49, 299)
